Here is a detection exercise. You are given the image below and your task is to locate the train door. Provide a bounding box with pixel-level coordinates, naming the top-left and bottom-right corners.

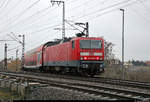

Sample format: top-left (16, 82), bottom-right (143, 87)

top-left (37, 52), bottom-right (41, 66)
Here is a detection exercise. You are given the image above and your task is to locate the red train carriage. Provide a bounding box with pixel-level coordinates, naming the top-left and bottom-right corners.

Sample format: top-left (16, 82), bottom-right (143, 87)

top-left (24, 37), bottom-right (104, 76)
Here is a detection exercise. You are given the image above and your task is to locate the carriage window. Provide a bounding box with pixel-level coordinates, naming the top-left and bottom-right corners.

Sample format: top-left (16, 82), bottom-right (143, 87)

top-left (72, 41), bottom-right (75, 49)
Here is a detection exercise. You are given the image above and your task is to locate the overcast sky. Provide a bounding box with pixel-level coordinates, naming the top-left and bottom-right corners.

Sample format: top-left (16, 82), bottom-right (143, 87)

top-left (0, 0), bottom-right (150, 61)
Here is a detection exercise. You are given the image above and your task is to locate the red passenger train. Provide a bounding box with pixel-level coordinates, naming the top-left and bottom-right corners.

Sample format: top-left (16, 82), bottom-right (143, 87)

top-left (24, 37), bottom-right (105, 76)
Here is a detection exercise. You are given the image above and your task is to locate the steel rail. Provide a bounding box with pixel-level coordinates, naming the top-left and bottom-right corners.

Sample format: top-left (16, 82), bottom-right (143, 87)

top-left (0, 71), bottom-right (150, 101)
top-left (3, 70), bottom-right (150, 89)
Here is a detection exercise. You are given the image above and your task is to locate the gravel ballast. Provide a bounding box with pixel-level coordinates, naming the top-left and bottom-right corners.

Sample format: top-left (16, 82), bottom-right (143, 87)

top-left (26, 86), bottom-right (104, 100)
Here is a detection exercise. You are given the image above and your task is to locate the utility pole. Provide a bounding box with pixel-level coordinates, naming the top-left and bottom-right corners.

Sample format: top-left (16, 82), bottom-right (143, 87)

top-left (7, 33), bottom-right (25, 70)
top-left (4, 43), bottom-right (7, 71)
top-left (120, 9), bottom-right (125, 80)
top-left (0, 39), bottom-right (16, 71)
top-left (86, 22), bottom-right (89, 37)
top-left (51, 0), bottom-right (65, 39)
top-left (16, 49), bottom-right (18, 71)
top-left (21, 35), bottom-right (25, 70)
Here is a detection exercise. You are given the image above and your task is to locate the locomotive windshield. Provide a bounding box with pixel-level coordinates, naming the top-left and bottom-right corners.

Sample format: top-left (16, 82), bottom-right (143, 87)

top-left (80, 40), bottom-right (102, 49)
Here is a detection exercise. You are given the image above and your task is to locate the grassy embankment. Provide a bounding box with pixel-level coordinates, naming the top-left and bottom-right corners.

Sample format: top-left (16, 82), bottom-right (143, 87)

top-left (99, 66), bottom-right (150, 82)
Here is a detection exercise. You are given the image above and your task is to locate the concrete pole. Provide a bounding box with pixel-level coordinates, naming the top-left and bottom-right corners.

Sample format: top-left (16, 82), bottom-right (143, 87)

top-left (16, 49), bottom-right (18, 71)
top-left (21, 35), bottom-right (25, 70)
top-left (4, 43), bottom-right (7, 71)
top-left (120, 9), bottom-right (125, 80)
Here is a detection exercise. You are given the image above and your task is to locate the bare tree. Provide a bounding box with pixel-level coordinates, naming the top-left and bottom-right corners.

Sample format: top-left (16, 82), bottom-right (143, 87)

top-left (104, 39), bottom-right (115, 66)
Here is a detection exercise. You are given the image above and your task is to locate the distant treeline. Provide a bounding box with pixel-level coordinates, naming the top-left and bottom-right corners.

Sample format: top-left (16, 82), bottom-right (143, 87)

top-left (131, 60), bottom-right (148, 66)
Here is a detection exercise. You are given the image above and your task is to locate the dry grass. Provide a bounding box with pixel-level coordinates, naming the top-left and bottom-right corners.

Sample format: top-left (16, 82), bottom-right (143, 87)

top-left (100, 66), bottom-right (150, 82)
top-left (6, 60), bottom-right (150, 82)
top-left (7, 60), bottom-right (21, 72)
top-left (0, 88), bottom-right (23, 100)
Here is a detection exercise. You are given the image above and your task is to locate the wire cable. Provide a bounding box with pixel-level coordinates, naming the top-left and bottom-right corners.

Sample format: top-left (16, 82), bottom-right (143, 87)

top-left (30, 24), bottom-right (61, 35)
top-left (69, 0), bottom-right (131, 20)
top-left (0, 0), bottom-right (12, 15)
top-left (130, 5), bottom-right (150, 24)
top-left (0, 0), bottom-right (9, 11)
top-left (87, 0), bottom-right (141, 21)
top-left (8, 45), bottom-right (22, 52)
top-left (137, 0), bottom-right (150, 13)
top-left (0, 0), bottom-right (41, 33)
top-left (0, 5), bottom-right (59, 34)
top-left (0, 0), bottom-right (25, 19)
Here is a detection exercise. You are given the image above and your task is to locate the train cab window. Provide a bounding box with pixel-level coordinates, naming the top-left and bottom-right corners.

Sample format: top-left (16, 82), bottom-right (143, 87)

top-left (72, 40), bottom-right (75, 49)
top-left (80, 40), bottom-right (102, 49)
top-left (80, 40), bottom-right (91, 49)
top-left (91, 40), bottom-right (102, 49)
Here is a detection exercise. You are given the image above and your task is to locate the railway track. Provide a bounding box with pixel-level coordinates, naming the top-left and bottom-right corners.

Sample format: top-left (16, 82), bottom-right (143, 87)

top-left (3, 70), bottom-right (150, 90)
top-left (0, 71), bottom-right (150, 101)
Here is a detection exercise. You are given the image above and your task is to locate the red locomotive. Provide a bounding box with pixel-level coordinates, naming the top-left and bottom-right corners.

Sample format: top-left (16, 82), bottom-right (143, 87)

top-left (24, 37), bottom-right (105, 76)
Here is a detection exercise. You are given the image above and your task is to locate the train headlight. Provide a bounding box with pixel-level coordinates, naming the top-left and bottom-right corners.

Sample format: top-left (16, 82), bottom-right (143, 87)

top-left (84, 57), bottom-right (88, 60)
top-left (80, 57), bottom-right (83, 60)
top-left (80, 57), bottom-right (88, 60)
top-left (80, 52), bottom-right (89, 56)
top-left (96, 57), bottom-right (100, 60)
top-left (94, 52), bottom-right (102, 56)
top-left (100, 58), bottom-right (103, 60)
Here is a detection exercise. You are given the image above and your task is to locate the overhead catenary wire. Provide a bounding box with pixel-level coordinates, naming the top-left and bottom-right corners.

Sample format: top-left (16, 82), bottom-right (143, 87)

top-left (30, 24), bottom-right (61, 35)
top-left (7, 34), bottom-right (19, 43)
top-left (130, 5), bottom-right (150, 24)
top-left (8, 45), bottom-right (22, 52)
top-left (0, 0), bottom-right (148, 32)
top-left (0, 0), bottom-right (6, 8)
top-left (0, 0), bottom-right (9, 12)
top-left (68, 0), bottom-right (111, 13)
top-left (67, 0), bottom-right (95, 11)
top-left (12, 9), bottom-right (61, 32)
top-left (0, 7), bottom-right (50, 33)
top-left (25, 23), bottom-right (62, 49)
top-left (10, 32), bottom-right (22, 44)
top-left (0, 0), bottom-right (114, 34)
top-left (0, 0), bottom-right (12, 15)
top-left (0, 0), bottom-right (144, 38)
top-left (68, 0), bottom-right (147, 22)
top-left (65, 20), bottom-right (83, 33)
top-left (0, 0), bottom-right (41, 33)
top-left (17, 19), bottom-right (61, 33)
top-left (137, 0), bottom-right (150, 14)
top-left (0, 0), bottom-right (25, 19)
top-left (68, 0), bottom-right (131, 20)
top-left (0, 5), bottom-right (59, 34)
top-left (0, 0), bottom-right (81, 30)
top-left (27, 30), bottom-right (60, 51)
top-left (0, 0), bottom-right (147, 36)
top-left (66, 0), bottom-right (106, 19)
top-left (86, 0), bottom-right (143, 21)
